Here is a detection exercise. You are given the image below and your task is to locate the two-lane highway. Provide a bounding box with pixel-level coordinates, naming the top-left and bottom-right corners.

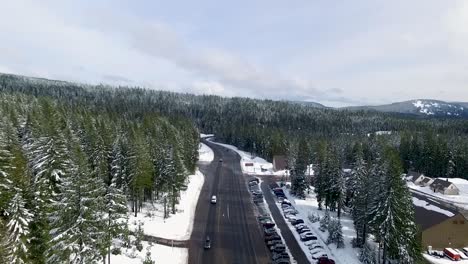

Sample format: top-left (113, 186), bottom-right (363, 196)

top-left (188, 139), bottom-right (269, 264)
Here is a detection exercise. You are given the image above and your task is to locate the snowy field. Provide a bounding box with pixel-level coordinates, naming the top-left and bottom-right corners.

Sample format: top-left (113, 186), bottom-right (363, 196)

top-left (280, 186), bottom-right (361, 264)
top-left (111, 240), bottom-right (187, 264)
top-left (128, 169), bottom-right (204, 240)
top-left (408, 178), bottom-right (468, 210)
top-left (198, 142), bottom-right (214, 162)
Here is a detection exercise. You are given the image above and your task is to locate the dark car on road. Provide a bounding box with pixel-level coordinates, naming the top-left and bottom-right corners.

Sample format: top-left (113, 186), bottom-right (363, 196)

top-left (204, 237), bottom-right (211, 249)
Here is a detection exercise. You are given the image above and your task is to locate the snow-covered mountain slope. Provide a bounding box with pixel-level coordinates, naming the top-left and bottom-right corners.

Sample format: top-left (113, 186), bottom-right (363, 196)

top-left (345, 99), bottom-right (468, 118)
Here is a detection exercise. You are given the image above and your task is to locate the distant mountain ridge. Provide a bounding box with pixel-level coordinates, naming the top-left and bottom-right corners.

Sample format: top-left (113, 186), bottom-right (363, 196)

top-left (1, 72), bottom-right (467, 118)
top-left (343, 99), bottom-right (468, 118)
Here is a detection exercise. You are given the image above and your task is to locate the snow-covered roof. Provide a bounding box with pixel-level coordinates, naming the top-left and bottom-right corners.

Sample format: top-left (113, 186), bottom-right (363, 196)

top-left (412, 192), bottom-right (459, 230)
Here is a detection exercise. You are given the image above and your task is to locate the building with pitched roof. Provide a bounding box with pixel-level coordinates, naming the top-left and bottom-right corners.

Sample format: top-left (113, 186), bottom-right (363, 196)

top-left (430, 178), bottom-right (460, 195)
top-left (412, 192), bottom-right (468, 249)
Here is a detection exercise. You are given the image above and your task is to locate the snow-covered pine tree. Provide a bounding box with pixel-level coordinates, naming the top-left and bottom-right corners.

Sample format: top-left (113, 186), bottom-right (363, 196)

top-left (324, 147), bottom-right (341, 211)
top-left (351, 147), bottom-right (370, 248)
top-left (103, 146), bottom-right (128, 264)
top-left (48, 143), bottom-right (106, 264)
top-left (143, 249), bottom-right (155, 264)
top-left (0, 120), bottom-right (14, 212)
top-left (5, 192), bottom-right (33, 264)
top-left (320, 210), bottom-right (330, 231)
top-left (326, 219), bottom-right (345, 248)
top-left (314, 141), bottom-right (328, 210)
top-left (291, 138), bottom-right (309, 198)
top-left (369, 147), bottom-right (421, 263)
top-left (359, 242), bottom-right (377, 264)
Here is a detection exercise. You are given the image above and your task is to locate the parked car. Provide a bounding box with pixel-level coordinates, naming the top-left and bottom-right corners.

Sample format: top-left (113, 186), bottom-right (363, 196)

top-left (454, 249), bottom-right (468, 260)
top-left (265, 234), bottom-right (281, 242)
top-left (257, 215), bottom-right (270, 221)
top-left (264, 227), bottom-right (277, 236)
top-left (310, 247), bottom-right (324, 255)
top-left (298, 228), bottom-right (311, 234)
top-left (211, 195), bottom-right (217, 204)
top-left (272, 252), bottom-right (289, 261)
top-left (309, 244), bottom-right (324, 250)
top-left (300, 232), bottom-right (317, 241)
top-left (270, 243), bottom-right (286, 253)
top-left (291, 219), bottom-right (304, 226)
top-left (294, 223), bottom-right (307, 230)
top-left (316, 257), bottom-right (335, 264)
top-left (312, 252), bottom-right (328, 260)
top-left (263, 221), bottom-right (276, 229)
top-left (272, 259), bottom-right (290, 264)
top-left (266, 239), bottom-right (282, 247)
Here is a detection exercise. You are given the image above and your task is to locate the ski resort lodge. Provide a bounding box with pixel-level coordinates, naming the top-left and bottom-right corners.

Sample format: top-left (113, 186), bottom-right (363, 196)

top-left (412, 192), bottom-right (468, 250)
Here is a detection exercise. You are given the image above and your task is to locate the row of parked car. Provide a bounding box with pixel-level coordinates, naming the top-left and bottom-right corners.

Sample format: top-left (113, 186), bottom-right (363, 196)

top-left (271, 184), bottom-right (336, 264)
top-left (257, 215), bottom-right (291, 264)
top-left (248, 178), bottom-right (291, 264)
top-left (248, 178), bottom-right (264, 204)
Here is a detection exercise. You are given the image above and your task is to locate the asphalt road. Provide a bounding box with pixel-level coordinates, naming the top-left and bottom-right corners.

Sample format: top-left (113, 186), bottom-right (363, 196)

top-left (260, 178), bottom-right (311, 264)
top-left (188, 139), bottom-right (270, 264)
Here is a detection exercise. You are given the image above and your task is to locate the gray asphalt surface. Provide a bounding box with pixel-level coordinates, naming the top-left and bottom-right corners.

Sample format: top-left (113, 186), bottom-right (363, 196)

top-left (260, 178), bottom-right (311, 264)
top-left (188, 139), bottom-right (270, 264)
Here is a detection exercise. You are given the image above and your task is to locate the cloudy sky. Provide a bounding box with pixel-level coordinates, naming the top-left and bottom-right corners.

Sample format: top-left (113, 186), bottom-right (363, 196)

top-left (1, 0), bottom-right (468, 106)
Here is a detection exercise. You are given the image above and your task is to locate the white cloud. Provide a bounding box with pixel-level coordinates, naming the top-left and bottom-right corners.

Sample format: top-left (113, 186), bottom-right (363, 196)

top-left (0, 0), bottom-right (467, 106)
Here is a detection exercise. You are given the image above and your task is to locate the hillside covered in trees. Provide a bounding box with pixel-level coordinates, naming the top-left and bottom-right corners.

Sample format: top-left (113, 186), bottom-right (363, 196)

top-left (1, 73), bottom-right (467, 179)
top-left (0, 86), bottom-right (198, 263)
top-left (1, 73), bottom-right (467, 263)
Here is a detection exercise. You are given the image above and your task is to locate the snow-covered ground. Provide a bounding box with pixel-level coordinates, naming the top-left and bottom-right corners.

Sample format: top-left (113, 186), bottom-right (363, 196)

top-left (208, 139), bottom-right (313, 176)
top-left (129, 169), bottom-right (204, 240)
top-left (424, 253), bottom-right (468, 264)
top-left (111, 240), bottom-right (187, 264)
top-left (279, 185), bottom-right (361, 264)
top-left (198, 142), bottom-right (214, 162)
top-left (412, 196), bottom-right (455, 216)
top-left (408, 178), bottom-right (468, 210)
top-left (200, 133), bottom-right (214, 138)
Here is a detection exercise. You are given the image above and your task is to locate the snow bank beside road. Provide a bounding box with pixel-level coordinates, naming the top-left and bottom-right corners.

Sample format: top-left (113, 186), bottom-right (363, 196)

top-left (198, 142), bottom-right (214, 162)
top-left (200, 133), bottom-right (214, 138)
top-left (111, 241), bottom-right (187, 264)
top-left (129, 169), bottom-right (204, 240)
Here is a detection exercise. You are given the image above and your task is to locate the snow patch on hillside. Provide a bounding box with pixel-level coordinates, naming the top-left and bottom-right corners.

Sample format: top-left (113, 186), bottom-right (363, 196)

top-left (412, 100), bottom-right (463, 116)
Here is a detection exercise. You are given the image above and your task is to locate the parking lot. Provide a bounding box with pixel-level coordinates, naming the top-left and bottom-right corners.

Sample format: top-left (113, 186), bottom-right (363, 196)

top-left (247, 177), bottom-right (295, 264)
